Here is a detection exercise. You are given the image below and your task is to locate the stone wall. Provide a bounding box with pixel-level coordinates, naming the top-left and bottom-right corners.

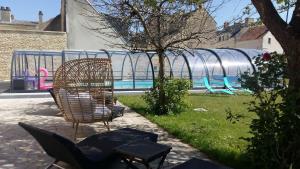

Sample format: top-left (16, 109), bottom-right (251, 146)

top-left (0, 29), bottom-right (66, 80)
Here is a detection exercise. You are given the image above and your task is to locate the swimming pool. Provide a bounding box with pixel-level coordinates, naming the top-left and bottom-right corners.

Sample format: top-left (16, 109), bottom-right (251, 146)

top-left (11, 49), bottom-right (260, 92)
top-left (114, 76), bottom-right (241, 89)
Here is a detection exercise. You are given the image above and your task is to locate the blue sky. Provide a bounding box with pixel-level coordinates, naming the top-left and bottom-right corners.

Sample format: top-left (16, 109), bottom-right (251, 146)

top-left (0, 0), bottom-right (290, 27)
top-left (1, 0), bottom-right (61, 22)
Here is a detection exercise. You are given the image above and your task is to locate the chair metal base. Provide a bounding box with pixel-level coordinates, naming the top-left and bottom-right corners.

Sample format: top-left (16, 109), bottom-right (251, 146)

top-left (45, 160), bottom-right (66, 169)
top-left (73, 121), bottom-right (110, 140)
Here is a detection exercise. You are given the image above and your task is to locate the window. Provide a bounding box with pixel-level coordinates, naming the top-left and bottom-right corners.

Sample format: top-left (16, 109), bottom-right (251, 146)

top-left (268, 38), bottom-right (271, 44)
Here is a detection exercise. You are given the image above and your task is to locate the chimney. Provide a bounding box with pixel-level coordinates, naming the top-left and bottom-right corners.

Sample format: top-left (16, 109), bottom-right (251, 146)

top-left (245, 17), bottom-right (255, 27)
top-left (38, 11), bottom-right (43, 24)
top-left (224, 22), bottom-right (229, 29)
top-left (1, 6), bottom-right (12, 22)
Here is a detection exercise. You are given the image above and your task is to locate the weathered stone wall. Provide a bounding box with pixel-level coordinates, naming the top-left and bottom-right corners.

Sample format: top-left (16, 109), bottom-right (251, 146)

top-left (0, 29), bottom-right (66, 80)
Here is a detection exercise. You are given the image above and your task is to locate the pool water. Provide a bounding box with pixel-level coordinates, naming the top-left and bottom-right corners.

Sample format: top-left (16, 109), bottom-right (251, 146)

top-left (114, 76), bottom-right (241, 89)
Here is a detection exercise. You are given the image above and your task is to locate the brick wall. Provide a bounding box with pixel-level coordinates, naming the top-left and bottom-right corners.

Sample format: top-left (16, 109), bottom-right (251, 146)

top-left (0, 29), bottom-right (66, 80)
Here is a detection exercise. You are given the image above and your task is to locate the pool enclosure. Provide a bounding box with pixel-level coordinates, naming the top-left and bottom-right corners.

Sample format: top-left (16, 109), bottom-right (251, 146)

top-left (10, 49), bottom-right (262, 91)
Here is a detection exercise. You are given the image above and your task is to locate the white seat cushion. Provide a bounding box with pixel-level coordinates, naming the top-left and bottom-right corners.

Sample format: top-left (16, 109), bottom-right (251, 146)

top-left (94, 105), bottom-right (111, 119)
top-left (58, 88), bottom-right (111, 121)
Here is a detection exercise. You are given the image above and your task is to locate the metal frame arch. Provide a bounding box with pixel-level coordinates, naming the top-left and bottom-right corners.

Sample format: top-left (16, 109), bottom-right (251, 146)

top-left (184, 49), bottom-right (210, 81)
top-left (133, 52), bottom-right (143, 77)
top-left (149, 52), bottom-right (173, 78)
top-left (10, 51), bottom-right (16, 92)
top-left (169, 49), bottom-right (193, 82)
top-left (132, 52), bottom-right (155, 88)
top-left (99, 49), bottom-right (114, 89)
top-left (120, 52), bottom-right (136, 89)
top-left (196, 48), bottom-right (227, 78)
top-left (162, 52), bottom-right (174, 78)
top-left (223, 48), bottom-right (256, 73)
top-left (170, 52), bottom-right (180, 68)
top-left (84, 50), bottom-right (90, 59)
top-left (78, 50), bottom-right (87, 59)
top-left (145, 52), bottom-right (156, 88)
top-left (98, 49), bottom-right (111, 59)
top-left (37, 51), bottom-right (41, 90)
top-left (145, 52), bottom-right (157, 80)
top-left (168, 50), bottom-right (187, 78)
top-left (61, 50), bottom-right (66, 64)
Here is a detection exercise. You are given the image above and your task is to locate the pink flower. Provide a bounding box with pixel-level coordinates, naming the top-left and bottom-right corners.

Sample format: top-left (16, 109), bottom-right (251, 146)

top-left (262, 52), bottom-right (271, 61)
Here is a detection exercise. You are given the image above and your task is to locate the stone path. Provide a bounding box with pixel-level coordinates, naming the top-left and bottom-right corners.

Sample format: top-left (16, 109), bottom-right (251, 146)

top-left (0, 97), bottom-right (215, 169)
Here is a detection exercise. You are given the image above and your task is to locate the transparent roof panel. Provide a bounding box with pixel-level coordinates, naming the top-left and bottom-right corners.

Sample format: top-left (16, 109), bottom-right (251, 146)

top-left (213, 49), bottom-right (253, 79)
top-left (11, 49), bottom-right (264, 91)
top-left (110, 51), bottom-right (134, 89)
top-left (151, 53), bottom-right (173, 79)
top-left (193, 49), bottom-right (224, 87)
top-left (165, 50), bottom-right (190, 79)
top-left (238, 48), bottom-right (263, 65)
top-left (130, 52), bottom-right (154, 89)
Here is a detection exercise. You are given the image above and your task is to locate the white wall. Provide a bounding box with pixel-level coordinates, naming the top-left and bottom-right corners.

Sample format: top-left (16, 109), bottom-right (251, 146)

top-left (214, 38), bottom-right (236, 48)
top-left (66, 0), bottom-right (126, 50)
top-left (262, 31), bottom-right (284, 54)
top-left (236, 39), bottom-right (263, 50)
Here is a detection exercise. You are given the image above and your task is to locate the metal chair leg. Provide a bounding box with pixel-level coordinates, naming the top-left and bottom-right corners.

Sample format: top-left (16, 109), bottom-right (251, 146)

top-left (45, 160), bottom-right (62, 169)
top-left (103, 121), bottom-right (110, 131)
top-left (52, 163), bottom-right (66, 169)
top-left (74, 122), bottom-right (79, 140)
top-left (45, 162), bottom-right (53, 169)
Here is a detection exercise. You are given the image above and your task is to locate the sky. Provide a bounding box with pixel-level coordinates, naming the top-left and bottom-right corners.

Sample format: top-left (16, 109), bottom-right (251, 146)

top-left (0, 0), bottom-right (291, 27)
top-left (0, 0), bottom-right (61, 22)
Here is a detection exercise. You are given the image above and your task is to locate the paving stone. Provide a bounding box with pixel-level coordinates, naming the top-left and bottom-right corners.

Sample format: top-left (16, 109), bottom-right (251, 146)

top-left (0, 98), bottom-right (222, 169)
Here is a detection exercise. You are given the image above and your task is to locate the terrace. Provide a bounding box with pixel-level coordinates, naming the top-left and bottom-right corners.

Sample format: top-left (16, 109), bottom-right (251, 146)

top-left (0, 48), bottom-right (261, 169)
top-left (0, 96), bottom-right (211, 169)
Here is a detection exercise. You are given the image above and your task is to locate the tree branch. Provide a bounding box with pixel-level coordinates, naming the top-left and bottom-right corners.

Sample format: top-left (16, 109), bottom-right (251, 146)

top-left (251, 0), bottom-right (290, 47)
top-left (290, 0), bottom-right (300, 37)
top-left (123, 1), bottom-right (159, 49)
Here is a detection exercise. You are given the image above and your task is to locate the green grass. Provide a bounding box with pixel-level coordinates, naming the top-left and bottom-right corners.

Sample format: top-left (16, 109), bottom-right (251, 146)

top-left (118, 93), bottom-right (256, 169)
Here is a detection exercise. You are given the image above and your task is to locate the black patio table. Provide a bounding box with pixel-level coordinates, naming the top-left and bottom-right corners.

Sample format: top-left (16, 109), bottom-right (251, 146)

top-left (114, 140), bottom-right (172, 169)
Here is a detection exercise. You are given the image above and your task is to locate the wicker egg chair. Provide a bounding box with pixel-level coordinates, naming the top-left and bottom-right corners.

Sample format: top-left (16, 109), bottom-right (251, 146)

top-left (53, 58), bottom-right (114, 138)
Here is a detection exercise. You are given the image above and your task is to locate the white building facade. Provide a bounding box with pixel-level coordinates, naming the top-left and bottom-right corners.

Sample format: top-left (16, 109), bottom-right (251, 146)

top-left (215, 24), bottom-right (284, 54)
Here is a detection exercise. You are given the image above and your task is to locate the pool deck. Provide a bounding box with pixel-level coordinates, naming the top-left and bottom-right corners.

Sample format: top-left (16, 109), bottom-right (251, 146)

top-left (0, 81), bottom-right (10, 93)
top-left (0, 96), bottom-right (228, 169)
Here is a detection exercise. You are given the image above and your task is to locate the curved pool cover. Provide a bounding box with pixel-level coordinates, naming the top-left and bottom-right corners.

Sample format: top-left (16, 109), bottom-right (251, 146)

top-left (10, 48), bottom-right (262, 91)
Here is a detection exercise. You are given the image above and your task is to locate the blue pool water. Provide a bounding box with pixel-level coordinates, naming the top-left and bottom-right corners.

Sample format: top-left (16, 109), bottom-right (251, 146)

top-left (114, 76), bottom-right (241, 89)
top-left (114, 80), bottom-right (154, 89)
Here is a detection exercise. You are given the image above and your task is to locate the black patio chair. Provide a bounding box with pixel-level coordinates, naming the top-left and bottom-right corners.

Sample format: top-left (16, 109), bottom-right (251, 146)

top-left (18, 122), bottom-right (158, 169)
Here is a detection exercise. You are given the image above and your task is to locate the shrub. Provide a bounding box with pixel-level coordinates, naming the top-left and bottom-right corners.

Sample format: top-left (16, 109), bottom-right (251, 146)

top-left (241, 53), bottom-right (300, 169)
top-left (143, 78), bottom-right (191, 115)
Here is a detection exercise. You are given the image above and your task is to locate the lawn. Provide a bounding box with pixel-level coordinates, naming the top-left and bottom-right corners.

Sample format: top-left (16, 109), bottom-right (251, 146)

top-left (118, 93), bottom-right (256, 169)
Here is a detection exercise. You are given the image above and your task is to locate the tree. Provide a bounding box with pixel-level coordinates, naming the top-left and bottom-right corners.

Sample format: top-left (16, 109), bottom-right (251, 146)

top-left (244, 0), bottom-right (300, 168)
top-left (90, 0), bottom-right (219, 114)
top-left (251, 0), bottom-right (300, 94)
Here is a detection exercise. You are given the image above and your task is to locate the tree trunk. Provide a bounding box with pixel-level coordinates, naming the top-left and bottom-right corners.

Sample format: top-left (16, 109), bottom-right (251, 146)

top-left (285, 42), bottom-right (300, 105)
top-left (287, 54), bottom-right (300, 94)
top-left (158, 51), bottom-right (166, 114)
top-left (280, 42), bottom-right (300, 169)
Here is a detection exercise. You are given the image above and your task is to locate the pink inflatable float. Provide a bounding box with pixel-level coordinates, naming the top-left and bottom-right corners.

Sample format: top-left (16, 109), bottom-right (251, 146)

top-left (39, 67), bottom-right (53, 90)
